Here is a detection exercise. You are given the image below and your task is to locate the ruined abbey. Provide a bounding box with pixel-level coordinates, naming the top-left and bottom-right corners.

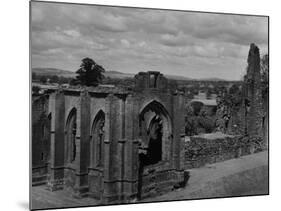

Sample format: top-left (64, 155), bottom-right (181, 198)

top-left (32, 44), bottom-right (268, 204)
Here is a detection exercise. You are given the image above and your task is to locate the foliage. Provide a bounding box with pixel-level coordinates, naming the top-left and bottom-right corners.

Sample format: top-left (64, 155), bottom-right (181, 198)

top-left (206, 88), bottom-right (212, 99)
top-left (197, 113), bottom-right (215, 133)
top-left (220, 84), bottom-right (243, 110)
top-left (185, 116), bottom-right (197, 136)
top-left (261, 54), bottom-right (269, 81)
top-left (167, 79), bottom-right (178, 90)
top-left (185, 104), bottom-right (215, 135)
top-left (32, 86), bottom-right (40, 94)
top-left (49, 75), bottom-right (59, 83)
top-left (102, 76), bottom-right (135, 88)
top-left (191, 101), bottom-right (204, 116)
top-left (40, 75), bottom-right (47, 84)
top-left (32, 73), bottom-right (72, 84)
top-left (74, 58), bottom-right (105, 86)
top-left (260, 54), bottom-right (269, 100)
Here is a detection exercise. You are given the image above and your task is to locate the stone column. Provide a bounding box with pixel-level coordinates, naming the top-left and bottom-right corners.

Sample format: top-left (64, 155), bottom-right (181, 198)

top-left (123, 94), bottom-right (139, 201)
top-left (73, 90), bottom-right (91, 196)
top-left (116, 97), bottom-right (126, 201)
top-left (102, 94), bottom-right (114, 202)
top-left (103, 94), bottom-right (125, 202)
top-left (172, 92), bottom-right (185, 170)
top-left (47, 90), bottom-right (65, 191)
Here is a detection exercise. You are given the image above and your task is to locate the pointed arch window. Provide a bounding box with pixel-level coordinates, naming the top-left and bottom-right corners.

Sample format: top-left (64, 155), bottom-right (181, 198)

top-left (91, 110), bottom-right (105, 167)
top-left (139, 100), bottom-right (172, 166)
top-left (66, 108), bottom-right (77, 163)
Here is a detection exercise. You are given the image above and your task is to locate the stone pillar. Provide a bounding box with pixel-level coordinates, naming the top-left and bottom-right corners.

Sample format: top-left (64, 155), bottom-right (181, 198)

top-left (47, 90), bottom-right (65, 191)
top-left (103, 94), bottom-right (123, 202)
top-left (116, 97), bottom-right (126, 201)
top-left (122, 94), bottom-right (139, 201)
top-left (172, 93), bottom-right (185, 170)
top-left (73, 90), bottom-right (91, 196)
top-left (102, 94), bottom-right (112, 201)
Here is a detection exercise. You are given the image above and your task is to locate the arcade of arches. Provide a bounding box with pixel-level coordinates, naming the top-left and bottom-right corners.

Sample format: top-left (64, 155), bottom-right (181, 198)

top-left (32, 71), bottom-right (186, 203)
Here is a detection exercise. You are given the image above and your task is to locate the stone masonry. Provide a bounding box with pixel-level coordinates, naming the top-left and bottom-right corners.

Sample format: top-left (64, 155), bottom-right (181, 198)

top-left (244, 43), bottom-right (263, 139)
top-left (32, 43), bottom-right (268, 204)
top-left (32, 71), bottom-right (186, 203)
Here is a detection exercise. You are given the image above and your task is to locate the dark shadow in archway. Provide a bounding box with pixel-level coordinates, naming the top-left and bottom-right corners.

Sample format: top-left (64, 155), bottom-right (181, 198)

top-left (137, 100), bottom-right (171, 199)
top-left (90, 110), bottom-right (105, 168)
top-left (65, 108), bottom-right (77, 164)
top-left (145, 115), bottom-right (163, 165)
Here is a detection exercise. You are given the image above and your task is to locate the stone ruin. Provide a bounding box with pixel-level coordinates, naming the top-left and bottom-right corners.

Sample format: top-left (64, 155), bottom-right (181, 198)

top-left (32, 71), bottom-right (186, 203)
top-left (183, 43), bottom-right (268, 171)
top-left (244, 44), bottom-right (263, 139)
top-left (32, 44), bottom-right (268, 203)
top-left (214, 44), bottom-right (266, 141)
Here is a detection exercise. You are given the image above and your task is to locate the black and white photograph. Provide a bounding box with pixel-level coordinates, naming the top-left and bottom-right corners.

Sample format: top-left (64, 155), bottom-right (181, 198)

top-left (30, 1), bottom-right (269, 210)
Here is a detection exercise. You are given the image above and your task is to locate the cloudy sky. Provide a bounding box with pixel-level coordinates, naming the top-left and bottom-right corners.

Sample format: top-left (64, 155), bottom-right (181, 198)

top-left (31, 2), bottom-right (268, 80)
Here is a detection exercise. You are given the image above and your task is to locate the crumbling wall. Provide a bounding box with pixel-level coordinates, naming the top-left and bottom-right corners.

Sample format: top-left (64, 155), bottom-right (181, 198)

top-left (184, 133), bottom-right (258, 169)
top-left (244, 43), bottom-right (263, 140)
top-left (37, 71), bottom-right (186, 203)
top-left (32, 94), bottom-right (51, 185)
top-left (133, 71), bottom-right (186, 200)
top-left (214, 44), bottom-right (265, 146)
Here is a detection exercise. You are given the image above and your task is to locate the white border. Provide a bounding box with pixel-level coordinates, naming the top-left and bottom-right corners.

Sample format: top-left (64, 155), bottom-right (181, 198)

top-left (0, 0), bottom-right (279, 211)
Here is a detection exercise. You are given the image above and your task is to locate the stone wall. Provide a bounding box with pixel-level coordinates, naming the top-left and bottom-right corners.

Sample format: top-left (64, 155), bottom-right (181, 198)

top-left (32, 94), bottom-right (51, 185)
top-left (32, 71), bottom-right (186, 203)
top-left (184, 133), bottom-right (258, 169)
top-left (212, 44), bottom-right (267, 145)
top-left (140, 161), bottom-right (185, 199)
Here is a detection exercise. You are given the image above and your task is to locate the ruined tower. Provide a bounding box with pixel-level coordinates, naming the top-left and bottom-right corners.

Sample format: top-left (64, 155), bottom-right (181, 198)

top-left (244, 43), bottom-right (263, 139)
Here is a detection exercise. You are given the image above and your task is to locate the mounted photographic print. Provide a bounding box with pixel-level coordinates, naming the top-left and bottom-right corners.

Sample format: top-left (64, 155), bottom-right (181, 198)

top-left (30, 1), bottom-right (269, 210)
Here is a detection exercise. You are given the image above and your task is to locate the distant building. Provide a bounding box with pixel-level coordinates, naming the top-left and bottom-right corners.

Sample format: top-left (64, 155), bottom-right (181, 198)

top-left (193, 91), bottom-right (207, 99)
top-left (98, 84), bottom-right (115, 88)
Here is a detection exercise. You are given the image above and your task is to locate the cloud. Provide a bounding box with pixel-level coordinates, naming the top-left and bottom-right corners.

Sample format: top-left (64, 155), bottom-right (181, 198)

top-left (178, 13), bottom-right (268, 46)
top-left (63, 29), bottom-right (81, 38)
top-left (160, 32), bottom-right (190, 47)
top-left (121, 39), bottom-right (131, 48)
top-left (31, 1), bottom-right (268, 80)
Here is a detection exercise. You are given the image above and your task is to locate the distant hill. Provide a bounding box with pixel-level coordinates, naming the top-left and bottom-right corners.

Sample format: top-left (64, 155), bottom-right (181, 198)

top-left (202, 77), bottom-right (227, 81)
top-left (32, 68), bottom-right (76, 77)
top-left (194, 77), bottom-right (227, 82)
top-left (32, 67), bottom-right (227, 81)
top-left (104, 71), bottom-right (134, 79)
top-left (32, 67), bottom-right (134, 79)
top-left (165, 74), bottom-right (192, 81)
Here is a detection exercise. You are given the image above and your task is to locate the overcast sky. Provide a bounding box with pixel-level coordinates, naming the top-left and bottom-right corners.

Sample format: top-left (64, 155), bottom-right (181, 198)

top-left (31, 2), bottom-right (268, 80)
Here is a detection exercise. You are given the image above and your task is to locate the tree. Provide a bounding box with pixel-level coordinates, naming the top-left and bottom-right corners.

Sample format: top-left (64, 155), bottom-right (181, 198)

top-left (191, 101), bottom-right (204, 116)
top-left (32, 72), bottom-right (37, 81)
top-left (206, 88), bottom-right (212, 99)
top-left (40, 75), bottom-right (47, 84)
top-left (220, 84), bottom-right (242, 109)
top-left (50, 75), bottom-right (59, 83)
top-left (32, 86), bottom-right (40, 94)
top-left (260, 54), bottom-right (269, 100)
top-left (75, 58), bottom-right (105, 86)
top-left (198, 114), bottom-right (214, 133)
top-left (261, 54), bottom-right (268, 80)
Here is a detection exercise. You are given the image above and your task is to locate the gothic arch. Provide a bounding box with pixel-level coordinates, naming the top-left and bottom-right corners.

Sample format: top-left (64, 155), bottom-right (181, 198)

top-left (90, 110), bottom-right (105, 168)
top-left (65, 107), bottom-right (77, 164)
top-left (139, 100), bottom-right (170, 119)
top-left (139, 100), bottom-right (172, 165)
top-left (43, 113), bottom-right (52, 163)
